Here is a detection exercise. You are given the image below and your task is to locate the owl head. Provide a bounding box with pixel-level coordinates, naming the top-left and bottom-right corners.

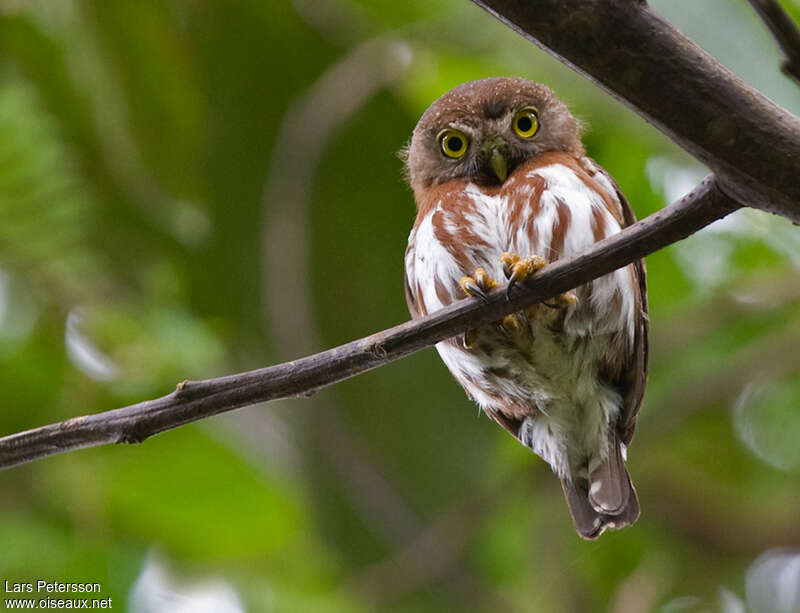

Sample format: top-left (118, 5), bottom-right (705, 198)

top-left (403, 77), bottom-right (584, 197)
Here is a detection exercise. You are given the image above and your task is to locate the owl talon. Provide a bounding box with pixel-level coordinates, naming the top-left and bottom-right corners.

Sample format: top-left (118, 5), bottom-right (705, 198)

top-left (459, 267), bottom-right (498, 303)
top-left (460, 278), bottom-right (487, 301)
top-left (499, 313), bottom-right (525, 337)
top-left (462, 328), bottom-right (479, 349)
top-left (501, 252), bottom-right (546, 296)
top-left (501, 252), bottom-right (518, 279)
top-left (404, 80), bottom-right (648, 540)
top-left (543, 290), bottom-right (579, 309)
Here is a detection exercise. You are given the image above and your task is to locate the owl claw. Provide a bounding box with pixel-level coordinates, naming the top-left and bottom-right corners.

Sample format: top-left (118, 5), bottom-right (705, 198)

top-left (501, 253), bottom-right (518, 280)
top-left (501, 253), bottom-right (546, 296)
top-left (459, 267), bottom-right (500, 349)
top-left (543, 290), bottom-right (579, 309)
top-left (499, 313), bottom-right (525, 337)
top-left (462, 328), bottom-right (479, 349)
top-left (459, 267), bottom-right (498, 303)
top-left (459, 278), bottom-right (488, 302)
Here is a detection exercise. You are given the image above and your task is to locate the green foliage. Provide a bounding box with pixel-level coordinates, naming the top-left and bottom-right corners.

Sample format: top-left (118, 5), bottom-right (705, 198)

top-left (1, 1), bottom-right (799, 611)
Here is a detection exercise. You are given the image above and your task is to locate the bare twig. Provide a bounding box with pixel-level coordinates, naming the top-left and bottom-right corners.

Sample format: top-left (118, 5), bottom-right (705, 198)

top-left (5, 1), bottom-right (800, 473)
top-left (261, 41), bottom-right (514, 609)
top-left (470, 0), bottom-right (800, 222)
top-left (747, 0), bottom-right (800, 85)
top-left (0, 177), bottom-right (738, 470)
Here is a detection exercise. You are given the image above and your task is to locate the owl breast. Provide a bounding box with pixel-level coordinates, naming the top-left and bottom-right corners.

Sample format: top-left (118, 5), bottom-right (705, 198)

top-left (404, 152), bottom-right (639, 477)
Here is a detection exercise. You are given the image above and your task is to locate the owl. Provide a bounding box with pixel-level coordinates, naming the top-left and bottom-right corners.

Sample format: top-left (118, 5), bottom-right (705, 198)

top-left (402, 77), bottom-right (648, 539)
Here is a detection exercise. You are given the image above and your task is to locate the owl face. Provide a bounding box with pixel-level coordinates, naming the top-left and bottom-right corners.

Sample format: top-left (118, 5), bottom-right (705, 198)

top-left (404, 77), bottom-right (584, 196)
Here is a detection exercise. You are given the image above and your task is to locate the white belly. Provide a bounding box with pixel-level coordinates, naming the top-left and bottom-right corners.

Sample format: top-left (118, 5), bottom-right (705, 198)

top-left (405, 161), bottom-right (638, 476)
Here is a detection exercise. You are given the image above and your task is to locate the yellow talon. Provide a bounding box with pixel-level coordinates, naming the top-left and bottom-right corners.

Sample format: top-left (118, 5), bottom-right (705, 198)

top-left (559, 290), bottom-right (578, 307)
top-left (462, 328), bottom-right (479, 349)
top-left (501, 252), bottom-right (520, 277)
top-left (460, 267), bottom-right (499, 300)
top-left (474, 267), bottom-right (498, 291)
top-left (459, 276), bottom-right (475, 296)
top-left (502, 252), bottom-right (547, 294)
top-left (500, 313), bottom-right (524, 336)
top-left (544, 290), bottom-right (579, 309)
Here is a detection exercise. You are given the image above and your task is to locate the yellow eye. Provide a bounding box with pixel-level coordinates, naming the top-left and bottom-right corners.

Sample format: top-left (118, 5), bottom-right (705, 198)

top-left (513, 107), bottom-right (540, 138)
top-left (438, 129), bottom-right (469, 159)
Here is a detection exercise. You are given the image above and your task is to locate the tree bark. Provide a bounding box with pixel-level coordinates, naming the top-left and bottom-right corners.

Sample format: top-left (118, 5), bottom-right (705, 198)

top-left (0, 178), bottom-right (737, 469)
top-left (2, 0), bottom-right (799, 469)
top-left (471, 0), bottom-right (800, 222)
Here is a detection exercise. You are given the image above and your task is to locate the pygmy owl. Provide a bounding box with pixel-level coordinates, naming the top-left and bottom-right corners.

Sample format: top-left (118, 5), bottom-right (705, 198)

top-left (403, 77), bottom-right (648, 539)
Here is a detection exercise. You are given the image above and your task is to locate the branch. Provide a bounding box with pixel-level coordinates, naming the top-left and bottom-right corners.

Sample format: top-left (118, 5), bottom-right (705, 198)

top-left (470, 0), bottom-right (800, 222)
top-left (747, 0), bottom-right (800, 85)
top-left (0, 177), bottom-right (738, 470)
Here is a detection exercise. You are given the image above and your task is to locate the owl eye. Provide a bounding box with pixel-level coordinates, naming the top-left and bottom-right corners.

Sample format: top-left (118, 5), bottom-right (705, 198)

top-left (512, 107), bottom-right (540, 139)
top-left (438, 129), bottom-right (469, 159)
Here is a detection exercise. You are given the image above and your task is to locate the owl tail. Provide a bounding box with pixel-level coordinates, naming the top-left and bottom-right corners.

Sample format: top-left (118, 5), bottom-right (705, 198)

top-left (560, 432), bottom-right (640, 539)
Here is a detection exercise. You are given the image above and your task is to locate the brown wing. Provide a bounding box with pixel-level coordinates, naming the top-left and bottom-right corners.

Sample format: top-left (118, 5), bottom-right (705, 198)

top-left (403, 235), bottom-right (424, 319)
top-left (484, 406), bottom-right (524, 438)
top-left (404, 269), bottom-right (419, 318)
top-left (589, 160), bottom-right (649, 446)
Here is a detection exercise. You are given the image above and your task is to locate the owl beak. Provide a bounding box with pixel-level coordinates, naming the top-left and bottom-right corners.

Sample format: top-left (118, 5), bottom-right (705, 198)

top-left (489, 148), bottom-right (508, 183)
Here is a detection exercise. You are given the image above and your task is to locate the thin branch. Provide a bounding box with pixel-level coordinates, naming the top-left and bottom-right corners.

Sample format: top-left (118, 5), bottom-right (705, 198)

top-left (470, 0), bottom-right (800, 222)
top-left (747, 0), bottom-right (800, 85)
top-left (0, 177), bottom-right (738, 470)
top-left (261, 44), bottom-right (507, 607)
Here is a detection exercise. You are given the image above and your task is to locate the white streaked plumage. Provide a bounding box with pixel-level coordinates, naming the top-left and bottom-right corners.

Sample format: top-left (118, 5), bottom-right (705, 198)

top-left (403, 77), bottom-right (648, 539)
top-left (407, 161), bottom-right (635, 478)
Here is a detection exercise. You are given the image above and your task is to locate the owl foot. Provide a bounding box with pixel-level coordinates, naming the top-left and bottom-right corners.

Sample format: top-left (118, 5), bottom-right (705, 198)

top-left (459, 267), bottom-right (500, 349)
top-left (501, 252), bottom-right (578, 308)
top-left (543, 290), bottom-right (578, 309)
top-left (462, 327), bottom-right (479, 349)
top-left (462, 313), bottom-right (524, 348)
top-left (501, 252), bottom-right (546, 296)
top-left (459, 267), bottom-right (498, 302)
top-left (499, 313), bottom-right (526, 337)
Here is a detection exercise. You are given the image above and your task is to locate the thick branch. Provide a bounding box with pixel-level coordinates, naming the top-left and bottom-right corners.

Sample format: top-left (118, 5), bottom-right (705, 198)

top-left (747, 0), bottom-right (800, 85)
top-left (470, 0), bottom-right (800, 222)
top-left (0, 177), bottom-right (738, 470)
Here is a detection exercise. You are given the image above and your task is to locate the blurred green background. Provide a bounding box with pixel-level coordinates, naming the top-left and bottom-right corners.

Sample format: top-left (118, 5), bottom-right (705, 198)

top-left (1, 1), bottom-right (800, 611)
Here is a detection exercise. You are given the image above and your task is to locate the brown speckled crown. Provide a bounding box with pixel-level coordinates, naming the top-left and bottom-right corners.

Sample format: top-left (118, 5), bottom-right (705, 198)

top-left (405, 77), bottom-right (584, 199)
